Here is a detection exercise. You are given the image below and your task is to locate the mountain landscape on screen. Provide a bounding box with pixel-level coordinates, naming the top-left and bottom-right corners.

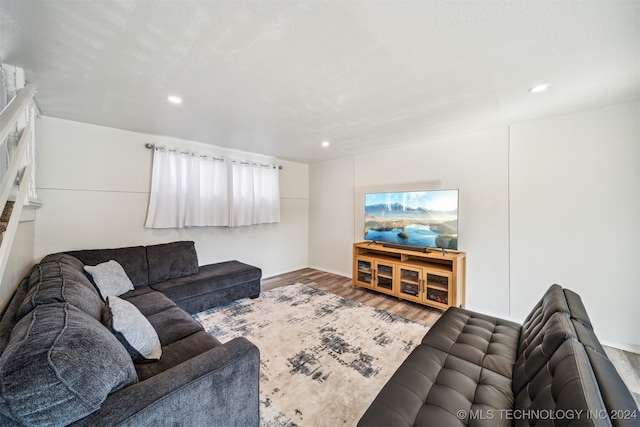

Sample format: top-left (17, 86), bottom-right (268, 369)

top-left (364, 190), bottom-right (459, 250)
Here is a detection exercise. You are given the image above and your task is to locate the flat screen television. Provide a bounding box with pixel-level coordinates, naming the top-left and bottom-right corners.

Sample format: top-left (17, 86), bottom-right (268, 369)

top-left (364, 189), bottom-right (459, 250)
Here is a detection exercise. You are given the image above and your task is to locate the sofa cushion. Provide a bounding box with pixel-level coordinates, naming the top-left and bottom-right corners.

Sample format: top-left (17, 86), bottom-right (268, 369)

top-left (0, 303), bottom-right (137, 426)
top-left (122, 288), bottom-right (177, 317)
top-left (0, 277), bottom-right (29, 356)
top-left (146, 307), bottom-right (204, 347)
top-left (518, 284), bottom-right (570, 355)
top-left (564, 288), bottom-right (593, 329)
top-left (146, 241), bottom-right (199, 285)
top-left (103, 296), bottom-right (162, 362)
top-left (134, 331), bottom-right (221, 381)
top-left (84, 260), bottom-right (135, 299)
top-left (585, 347), bottom-right (640, 427)
top-left (512, 312), bottom-right (576, 395)
top-left (17, 253), bottom-right (104, 321)
top-left (67, 245), bottom-right (149, 287)
top-left (359, 343), bottom-right (514, 426)
top-left (572, 319), bottom-right (606, 355)
top-left (514, 339), bottom-right (609, 425)
top-left (150, 261), bottom-right (261, 303)
top-left (120, 285), bottom-right (157, 299)
top-left (421, 307), bottom-right (521, 379)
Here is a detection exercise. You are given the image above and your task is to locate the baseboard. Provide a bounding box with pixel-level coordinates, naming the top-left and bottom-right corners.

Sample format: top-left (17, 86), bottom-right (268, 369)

top-left (306, 265), bottom-right (351, 279)
top-left (261, 264), bottom-right (310, 280)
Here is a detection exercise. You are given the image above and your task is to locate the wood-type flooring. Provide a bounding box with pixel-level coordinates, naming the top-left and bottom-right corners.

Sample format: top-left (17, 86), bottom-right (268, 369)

top-left (262, 267), bottom-right (640, 406)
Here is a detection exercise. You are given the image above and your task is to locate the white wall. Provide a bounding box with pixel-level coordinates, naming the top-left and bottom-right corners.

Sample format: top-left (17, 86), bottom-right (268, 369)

top-left (308, 156), bottom-right (355, 275)
top-left (510, 101), bottom-right (639, 350)
top-left (310, 128), bottom-right (511, 316)
top-left (308, 101), bottom-right (640, 350)
top-left (35, 117), bottom-right (309, 279)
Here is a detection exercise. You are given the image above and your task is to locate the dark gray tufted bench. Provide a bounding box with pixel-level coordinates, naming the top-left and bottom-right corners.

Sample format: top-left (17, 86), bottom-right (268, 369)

top-left (358, 284), bottom-right (639, 426)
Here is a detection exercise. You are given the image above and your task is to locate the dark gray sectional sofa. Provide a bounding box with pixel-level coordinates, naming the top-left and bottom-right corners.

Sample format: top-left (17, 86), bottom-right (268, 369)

top-left (359, 284), bottom-right (639, 426)
top-left (0, 241), bottom-right (262, 426)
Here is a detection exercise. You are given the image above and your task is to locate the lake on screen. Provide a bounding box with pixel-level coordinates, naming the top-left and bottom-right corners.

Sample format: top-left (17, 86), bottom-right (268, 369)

top-left (365, 224), bottom-right (438, 247)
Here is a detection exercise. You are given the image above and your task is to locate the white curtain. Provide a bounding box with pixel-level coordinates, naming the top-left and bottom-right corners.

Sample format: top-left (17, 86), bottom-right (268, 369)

top-left (185, 152), bottom-right (229, 226)
top-left (252, 165), bottom-right (280, 224)
top-left (230, 161), bottom-right (280, 227)
top-left (146, 146), bottom-right (279, 228)
top-left (145, 146), bottom-right (228, 228)
top-left (230, 162), bottom-right (254, 227)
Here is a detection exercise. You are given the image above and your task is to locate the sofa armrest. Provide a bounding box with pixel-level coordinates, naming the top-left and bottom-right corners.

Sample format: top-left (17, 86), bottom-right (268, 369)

top-left (71, 337), bottom-right (260, 427)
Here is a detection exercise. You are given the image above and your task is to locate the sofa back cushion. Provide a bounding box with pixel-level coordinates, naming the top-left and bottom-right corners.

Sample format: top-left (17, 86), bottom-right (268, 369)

top-left (0, 303), bottom-right (137, 426)
top-left (67, 245), bottom-right (149, 287)
top-left (146, 241), bottom-right (199, 285)
top-left (514, 339), bottom-right (610, 426)
top-left (17, 253), bottom-right (104, 322)
top-left (572, 319), bottom-right (606, 356)
top-left (512, 312), bottom-right (576, 395)
top-left (518, 284), bottom-right (569, 355)
top-left (563, 288), bottom-right (593, 329)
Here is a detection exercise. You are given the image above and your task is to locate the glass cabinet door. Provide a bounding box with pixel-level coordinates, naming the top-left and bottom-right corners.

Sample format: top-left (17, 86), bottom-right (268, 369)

top-left (356, 258), bottom-right (374, 288)
top-left (398, 266), bottom-right (422, 302)
top-left (425, 271), bottom-right (452, 307)
top-left (374, 262), bottom-right (395, 295)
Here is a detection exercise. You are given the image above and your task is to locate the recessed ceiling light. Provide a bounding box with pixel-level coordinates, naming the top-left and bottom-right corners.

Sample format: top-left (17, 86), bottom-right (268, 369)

top-left (529, 84), bottom-right (549, 93)
top-left (321, 141), bottom-right (330, 148)
top-left (167, 95), bottom-right (183, 104)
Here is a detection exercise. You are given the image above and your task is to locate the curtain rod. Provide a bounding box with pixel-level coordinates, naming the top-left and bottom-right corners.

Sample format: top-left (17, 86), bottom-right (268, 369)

top-left (145, 143), bottom-right (283, 169)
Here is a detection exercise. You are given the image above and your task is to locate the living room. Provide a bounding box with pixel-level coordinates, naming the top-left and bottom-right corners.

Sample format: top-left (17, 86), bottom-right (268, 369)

top-left (0, 1), bottom-right (638, 425)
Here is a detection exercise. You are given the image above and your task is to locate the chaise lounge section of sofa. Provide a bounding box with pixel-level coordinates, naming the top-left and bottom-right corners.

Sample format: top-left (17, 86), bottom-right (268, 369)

top-left (0, 241), bottom-right (262, 426)
top-left (359, 284), bottom-right (639, 426)
top-left (66, 240), bottom-right (262, 314)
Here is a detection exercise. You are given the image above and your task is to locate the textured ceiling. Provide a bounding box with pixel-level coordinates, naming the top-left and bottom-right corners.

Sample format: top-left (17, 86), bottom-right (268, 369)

top-left (1, 0), bottom-right (638, 163)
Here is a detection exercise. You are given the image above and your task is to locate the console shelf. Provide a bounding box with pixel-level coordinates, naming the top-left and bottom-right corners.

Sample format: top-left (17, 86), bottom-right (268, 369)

top-left (352, 241), bottom-right (466, 309)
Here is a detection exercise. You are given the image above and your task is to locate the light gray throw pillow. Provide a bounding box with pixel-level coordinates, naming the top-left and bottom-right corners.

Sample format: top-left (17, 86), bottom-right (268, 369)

top-left (103, 296), bottom-right (162, 362)
top-left (84, 260), bottom-right (134, 299)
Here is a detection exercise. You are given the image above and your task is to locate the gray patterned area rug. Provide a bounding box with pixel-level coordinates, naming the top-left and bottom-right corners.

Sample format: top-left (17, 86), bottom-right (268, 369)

top-left (193, 283), bottom-right (429, 427)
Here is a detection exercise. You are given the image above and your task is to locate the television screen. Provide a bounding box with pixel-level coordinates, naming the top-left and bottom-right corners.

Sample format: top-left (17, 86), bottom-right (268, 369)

top-left (364, 189), bottom-right (459, 250)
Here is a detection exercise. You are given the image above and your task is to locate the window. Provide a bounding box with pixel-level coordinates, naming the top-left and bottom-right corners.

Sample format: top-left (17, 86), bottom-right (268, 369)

top-left (145, 146), bottom-right (280, 229)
